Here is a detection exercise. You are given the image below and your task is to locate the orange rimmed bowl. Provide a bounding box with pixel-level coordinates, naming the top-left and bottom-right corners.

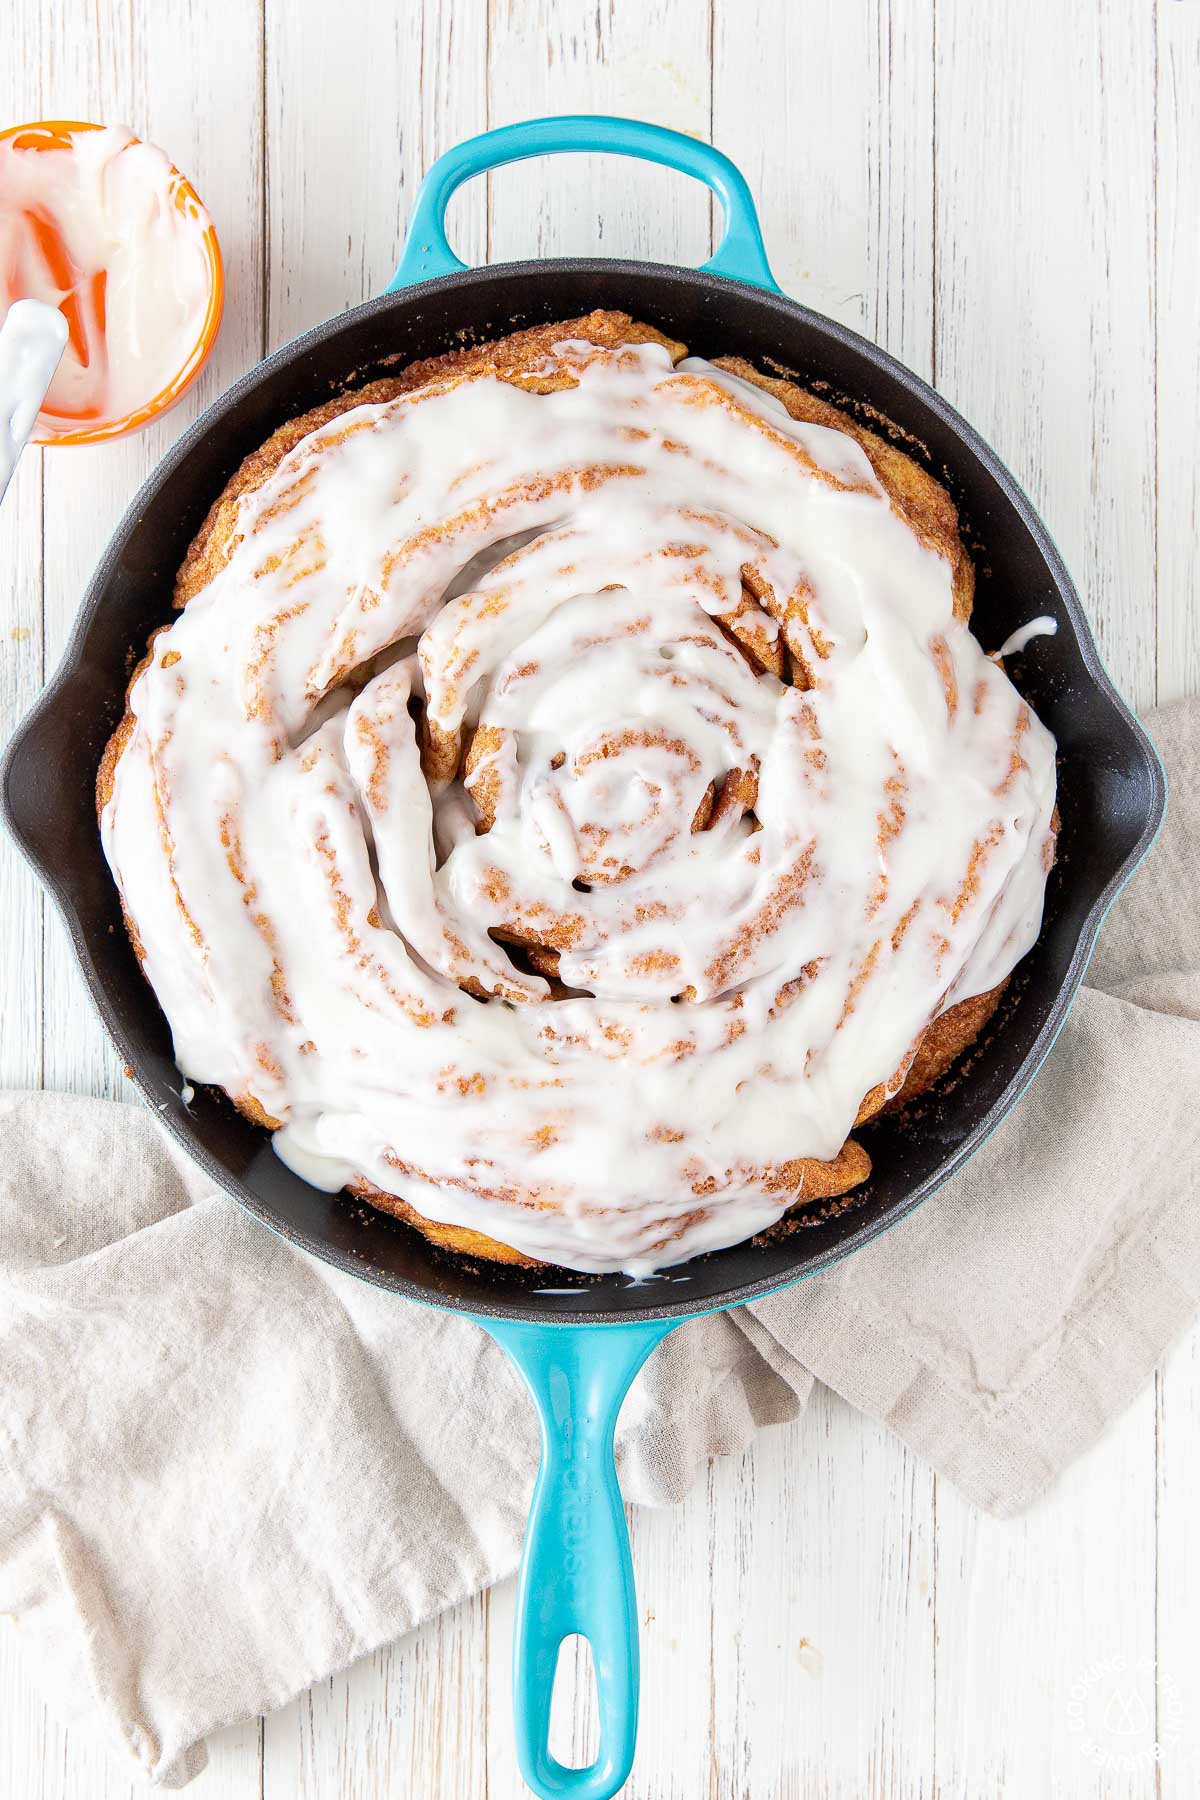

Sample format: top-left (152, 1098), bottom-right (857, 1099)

top-left (0, 119), bottom-right (224, 445)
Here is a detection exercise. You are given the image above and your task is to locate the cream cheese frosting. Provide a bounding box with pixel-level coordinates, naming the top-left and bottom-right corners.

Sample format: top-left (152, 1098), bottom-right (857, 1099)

top-left (0, 123), bottom-right (216, 437)
top-left (100, 336), bottom-right (1058, 1273)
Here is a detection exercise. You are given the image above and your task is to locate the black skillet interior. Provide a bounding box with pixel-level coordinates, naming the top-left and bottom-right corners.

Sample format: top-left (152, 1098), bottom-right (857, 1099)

top-left (1, 261), bottom-right (1165, 1323)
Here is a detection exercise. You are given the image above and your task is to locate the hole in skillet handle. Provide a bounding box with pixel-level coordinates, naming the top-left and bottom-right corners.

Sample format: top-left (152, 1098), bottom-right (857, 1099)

top-left (551, 1636), bottom-right (599, 1769)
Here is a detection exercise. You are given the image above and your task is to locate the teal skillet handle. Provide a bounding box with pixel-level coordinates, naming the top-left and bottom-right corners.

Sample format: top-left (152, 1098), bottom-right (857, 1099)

top-left (480, 1316), bottom-right (679, 1800)
top-left (387, 114), bottom-right (780, 295)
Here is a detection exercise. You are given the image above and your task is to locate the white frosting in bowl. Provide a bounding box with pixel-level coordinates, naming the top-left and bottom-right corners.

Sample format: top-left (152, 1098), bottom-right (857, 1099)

top-left (100, 336), bottom-right (1057, 1273)
top-left (0, 122), bottom-right (219, 440)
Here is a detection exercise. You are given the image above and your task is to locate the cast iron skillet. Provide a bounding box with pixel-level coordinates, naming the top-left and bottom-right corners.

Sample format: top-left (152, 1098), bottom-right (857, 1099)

top-left (0, 118), bottom-right (1166, 1800)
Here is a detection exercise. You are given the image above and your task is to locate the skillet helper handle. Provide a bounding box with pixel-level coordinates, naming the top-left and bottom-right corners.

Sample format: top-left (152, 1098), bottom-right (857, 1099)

top-left (387, 114), bottom-right (781, 295)
top-left (481, 1316), bottom-right (678, 1800)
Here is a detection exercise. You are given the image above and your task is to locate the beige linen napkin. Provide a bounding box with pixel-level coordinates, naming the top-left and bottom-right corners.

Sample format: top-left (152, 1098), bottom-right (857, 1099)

top-left (1, 700), bottom-right (1197, 1787)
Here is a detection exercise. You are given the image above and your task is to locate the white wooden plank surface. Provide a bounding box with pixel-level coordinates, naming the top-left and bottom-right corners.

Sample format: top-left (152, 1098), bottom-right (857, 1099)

top-left (706, 1392), bottom-right (936, 1800)
top-left (934, 1395), bottom-right (1158, 1800)
top-left (0, 0), bottom-right (44, 1080)
top-left (1, 1), bottom-right (1198, 1797)
top-left (1157, 0), bottom-right (1200, 707)
top-left (930, 8), bottom-right (1162, 1790)
top-left (933, 0), bottom-right (1159, 712)
top-left (0, 450), bottom-right (43, 1093)
top-left (487, 0), bottom-right (712, 267)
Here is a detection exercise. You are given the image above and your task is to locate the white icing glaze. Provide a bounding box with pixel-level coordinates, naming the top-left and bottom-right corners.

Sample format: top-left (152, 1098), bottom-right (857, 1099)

top-left (0, 299), bottom-right (67, 500)
top-left (100, 337), bottom-right (1058, 1273)
top-left (998, 615), bottom-right (1058, 657)
top-left (0, 124), bottom-right (215, 436)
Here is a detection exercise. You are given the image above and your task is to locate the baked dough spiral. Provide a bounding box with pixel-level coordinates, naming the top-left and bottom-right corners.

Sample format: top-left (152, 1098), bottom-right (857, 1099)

top-left (99, 313), bottom-right (1057, 1273)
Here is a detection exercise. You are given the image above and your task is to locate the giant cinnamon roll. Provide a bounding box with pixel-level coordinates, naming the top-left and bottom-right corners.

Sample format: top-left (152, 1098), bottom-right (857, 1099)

top-left (98, 312), bottom-right (1058, 1273)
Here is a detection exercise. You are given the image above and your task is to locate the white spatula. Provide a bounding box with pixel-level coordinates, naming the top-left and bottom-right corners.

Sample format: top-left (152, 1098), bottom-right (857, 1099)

top-left (0, 299), bottom-right (69, 504)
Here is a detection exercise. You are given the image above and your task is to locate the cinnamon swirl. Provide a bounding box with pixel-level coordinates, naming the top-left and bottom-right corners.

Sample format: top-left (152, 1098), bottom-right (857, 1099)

top-left (98, 311), bottom-right (1058, 1273)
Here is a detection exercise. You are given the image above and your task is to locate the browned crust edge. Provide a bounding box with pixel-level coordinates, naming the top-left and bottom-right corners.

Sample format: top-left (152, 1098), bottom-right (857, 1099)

top-left (712, 356), bottom-right (975, 621)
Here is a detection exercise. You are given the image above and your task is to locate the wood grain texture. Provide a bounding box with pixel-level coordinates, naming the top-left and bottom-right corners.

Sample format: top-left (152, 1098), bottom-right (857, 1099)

top-left (486, 0), bottom-right (712, 266)
top-left (2, 0), bottom-right (1198, 1796)
top-left (863, 0), bottom-right (935, 376)
top-left (933, 0), bottom-right (1158, 710)
top-left (1156, 0), bottom-right (1200, 704)
top-left (265, 0), bottom-right (487, 348)
top-left (0, 0), bottom-right (45, 1085)
top-left (934, 1392), bottom-right (1158, 1799)
top-left (930, 12), bottom-right (1160, 1785)
top-left (713, 0), bottom-right (935, 362)
top-left (0, 451), bottom-right (43, 1093)
top-left (706, 1394), bottom-right (935, 1800)
top-left (261, 1592), bottom-right (491, 1799)
top-left (1156, 1331), bottom-right (1200, 1795)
